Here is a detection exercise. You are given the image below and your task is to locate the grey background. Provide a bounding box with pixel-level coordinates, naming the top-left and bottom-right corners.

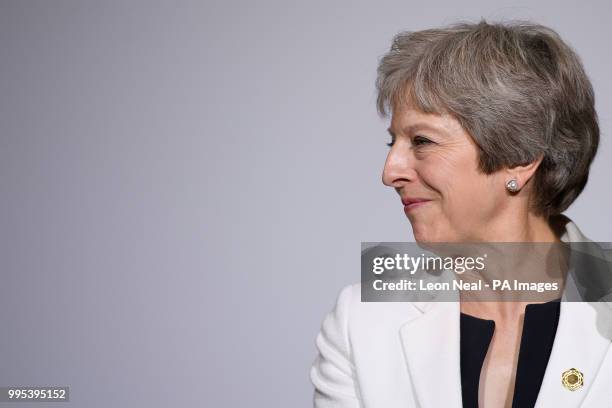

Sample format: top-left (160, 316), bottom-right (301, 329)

top-left (0, 1), bottom-right (610, 407)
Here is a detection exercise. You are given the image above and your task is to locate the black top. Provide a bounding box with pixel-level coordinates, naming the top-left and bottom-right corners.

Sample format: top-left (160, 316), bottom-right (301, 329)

top-left (459, 299), bottom-right (561, 408)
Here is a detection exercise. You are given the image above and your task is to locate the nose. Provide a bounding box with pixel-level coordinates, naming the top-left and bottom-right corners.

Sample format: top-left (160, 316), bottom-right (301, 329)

top-left (382, 145), bottom-right (416, 188)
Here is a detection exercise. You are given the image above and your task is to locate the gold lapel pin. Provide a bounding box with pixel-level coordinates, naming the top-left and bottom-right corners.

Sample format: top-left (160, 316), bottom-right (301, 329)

top-left (562, 368), bottom-right (584, 391)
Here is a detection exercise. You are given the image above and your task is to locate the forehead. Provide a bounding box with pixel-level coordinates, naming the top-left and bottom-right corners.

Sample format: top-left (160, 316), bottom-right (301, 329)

top-left (389, 100), bottom-right (464, 138)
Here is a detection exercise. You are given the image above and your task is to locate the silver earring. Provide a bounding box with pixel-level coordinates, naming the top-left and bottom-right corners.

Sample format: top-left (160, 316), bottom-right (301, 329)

top-left (506, 179), bottom-right (519, 192)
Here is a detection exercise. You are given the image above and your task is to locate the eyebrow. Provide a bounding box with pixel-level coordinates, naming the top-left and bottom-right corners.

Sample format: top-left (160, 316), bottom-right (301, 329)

top-left (387, 122), bottom-right (447, 137)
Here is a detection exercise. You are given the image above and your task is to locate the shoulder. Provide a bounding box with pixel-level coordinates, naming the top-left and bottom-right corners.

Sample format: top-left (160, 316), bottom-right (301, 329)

top-left (319, 283), bottom-right (424, 345)
top-left (327, 282), bottom-right (424, 316)
top-left (311, 283), bottom-right (423, 401)
top-left (312, 284), bottom-right (429, 406)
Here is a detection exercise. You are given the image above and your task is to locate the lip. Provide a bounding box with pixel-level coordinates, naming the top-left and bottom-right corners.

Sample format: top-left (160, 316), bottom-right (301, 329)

top-left (401, 197), bottom-right (431, 213)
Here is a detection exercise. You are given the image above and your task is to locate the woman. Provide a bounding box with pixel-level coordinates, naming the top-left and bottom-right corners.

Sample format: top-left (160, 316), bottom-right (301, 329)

top-left (311, 20), bottom-right (612, 407)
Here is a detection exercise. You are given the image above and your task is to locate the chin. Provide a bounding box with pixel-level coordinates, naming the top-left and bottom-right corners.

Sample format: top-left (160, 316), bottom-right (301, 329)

top-left (411, 225), bottom-right (437, 243)
top-left (411, 223), bottom-right (453, 243)
top-left (413, 234), bottom-right (439, 244)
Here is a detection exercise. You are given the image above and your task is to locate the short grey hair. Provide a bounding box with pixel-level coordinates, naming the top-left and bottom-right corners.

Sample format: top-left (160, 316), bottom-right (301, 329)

top-left (376, 19), bottom-right (599, 218)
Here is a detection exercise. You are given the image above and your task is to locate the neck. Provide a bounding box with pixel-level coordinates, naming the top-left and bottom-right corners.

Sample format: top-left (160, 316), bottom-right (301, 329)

top-left (475, 208), bottom-right (561, 243)
top-left (459, 212), bottom-right (568, 321)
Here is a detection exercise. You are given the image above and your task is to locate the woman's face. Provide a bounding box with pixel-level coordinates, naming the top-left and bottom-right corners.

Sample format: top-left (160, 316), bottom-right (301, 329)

top-left (382, 100), bottom-right (508, 243)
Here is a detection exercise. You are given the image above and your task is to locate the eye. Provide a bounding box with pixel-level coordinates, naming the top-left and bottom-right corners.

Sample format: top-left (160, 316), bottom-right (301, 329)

top-left (386, 136), bottom-right (395, 147)
top-left (413, 135), bottom-right (433, 146)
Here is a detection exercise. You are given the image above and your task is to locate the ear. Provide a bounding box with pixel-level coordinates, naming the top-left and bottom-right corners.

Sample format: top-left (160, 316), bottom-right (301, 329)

top-left (505, 154), bottom-right (544, 191)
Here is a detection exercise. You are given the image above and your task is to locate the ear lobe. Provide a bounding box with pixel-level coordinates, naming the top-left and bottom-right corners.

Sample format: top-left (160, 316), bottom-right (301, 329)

top-left (507, 154), bottom-right (544, 187)
top-left (506, 178), bottom-right (520, 192)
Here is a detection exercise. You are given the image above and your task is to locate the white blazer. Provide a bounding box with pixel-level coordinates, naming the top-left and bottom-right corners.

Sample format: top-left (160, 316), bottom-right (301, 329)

top-left (311, 216), bottom-right (612, 407)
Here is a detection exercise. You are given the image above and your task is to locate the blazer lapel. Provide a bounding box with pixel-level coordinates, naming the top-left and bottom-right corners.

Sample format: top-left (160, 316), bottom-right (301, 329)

top-left (534, 301), bottom-right (612, 407)
top-left (399, 301), bottom-right (463, 408)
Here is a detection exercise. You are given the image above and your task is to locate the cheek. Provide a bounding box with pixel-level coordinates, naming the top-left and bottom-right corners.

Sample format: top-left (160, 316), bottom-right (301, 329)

top-left (418, 151), bottom-right (499, 215)
top-left (448, 172), bottom-right (503, 221)
top-left (417, 151), bottom-right (473, 198)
